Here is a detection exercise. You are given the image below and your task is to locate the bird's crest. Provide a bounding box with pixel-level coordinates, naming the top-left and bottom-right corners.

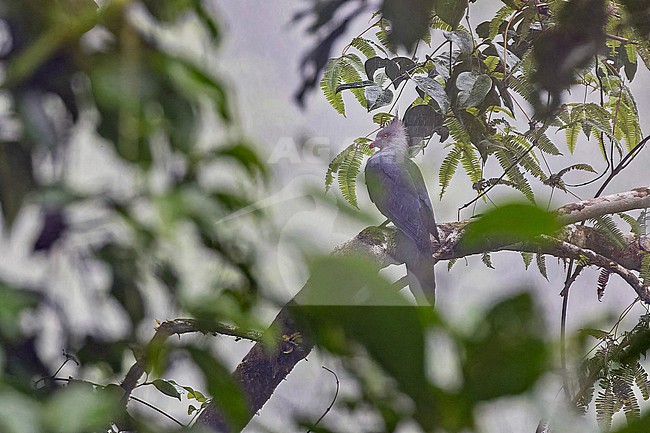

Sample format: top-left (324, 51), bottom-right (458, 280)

top-left (371, 117), bottom-right (408, 150)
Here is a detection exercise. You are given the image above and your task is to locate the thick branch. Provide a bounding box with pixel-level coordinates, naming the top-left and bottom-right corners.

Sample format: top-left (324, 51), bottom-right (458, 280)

top-left (194, 186), bottom-right (650, 432)
top-left (555, 186), bottom-right (650, 224)
top-left (537, 235), bottom-right (650, 302)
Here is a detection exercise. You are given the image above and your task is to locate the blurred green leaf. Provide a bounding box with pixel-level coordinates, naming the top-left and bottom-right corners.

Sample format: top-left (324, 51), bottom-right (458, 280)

top-left (0, 390), bottom-right (43, 433)
top-left (293, 255), bottom-right (439, 428)
top-left (187, 347), bottom-right (249, 431)
top-left (76, 337), bottom-right (131, 375)
top-left (612, 410), bottom-right (650, 432)
top-left (462, 293), bottom-right (548, 401)
top-left (211, 142), bottom-right (267, 178)
top-left (462, 203), bottom-right (560, 247)
top-left (0, 143), bottom-right (36, 227)
top-left (96, 244), bottom-right (145, 328)
top-left (142, 0), bottom-right (193, 23)
top-left (434, 0), bottom-right (468, 29)
top-left (382, 0), bottom-right (435, 50)
top-left (160, 55), bottom-right (230, 121)
top-left (0, 284), bottom-right (37, 339)
top-left (43, 382), bottom-right (122, 433)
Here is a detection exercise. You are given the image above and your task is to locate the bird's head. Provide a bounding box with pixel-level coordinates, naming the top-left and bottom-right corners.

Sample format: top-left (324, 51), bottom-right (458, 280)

top-left (370, 117), bottom-right (408, 151)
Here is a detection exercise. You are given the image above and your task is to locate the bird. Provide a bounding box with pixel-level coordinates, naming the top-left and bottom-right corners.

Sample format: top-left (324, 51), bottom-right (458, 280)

top-left (364, 117), bottom-right (439, 305)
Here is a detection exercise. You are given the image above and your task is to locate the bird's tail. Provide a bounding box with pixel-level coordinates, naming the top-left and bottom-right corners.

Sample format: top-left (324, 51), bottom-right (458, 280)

top-left (406, 255), bottom-right (436, 306)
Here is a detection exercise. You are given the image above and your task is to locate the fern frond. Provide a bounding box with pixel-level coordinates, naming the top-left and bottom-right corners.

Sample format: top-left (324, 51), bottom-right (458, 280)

top-left (343, 52), bottom-right (365, 72)
top-left (536, 253), bottom-right (548, 280)
top-left (430, 16), bottom-right (453, 31)
top-left (633, 361), bottom-right (650, 400)
top-left (641, 254), bottom-right (650, 287)
top-left (596, 377), bottom-right (615, 431)
top-left (494, 146), bottom-right (535, 203)
top-left (459, 143), bottom-right (483, 185)
top-left (338, 145), bottom-right (366, 208)
top-left (598, 269), bottom-right (610, 301)
top-left (505, 134), bottom-right (546, 180)
top-left (350, 37), bottom-right (377, 58)
top-left (565, 119), bottom-right (581, 154)
top-left (532, 131), bottom-right (562, 156)
top-left (372, 112), bottom-right (394, 126)
top-left (489, 5), bottom-right (515, 40)
top-left (591, 215), bottom-right (627, 250)
top-left (445, 116), bottom-right (472, 144)
top-left (326, 143), bottom-right (353, 191)
top-left (617, 98), bottom-right (642, 152)
top-left (556, 163), bottom-right (596, 178)
top-left (320, 57), bottom-right (348, 116)
top-left (612, 369), bottom-right (640, 422)
top-left (481, 252), bottom-right (494, 269)
top-left (439, 145), bottom-right (463, 199)
top-left (341, 62), bottom-right (367, 107)
top-left (618, 212), bottom-right (642, 236)
top-left (326, 138), bottom-right (373, 200)
top-left (521, 252), bottom-right (533, 270)
top-left (507, 73), bottom-right (536, 106)
top-left (375, 28), bottom-right (395, 54)
top-left (447, 258), bottom-right (458, 271)
top-left (584, 103), bottom-right (612, 126)
top-left (639, 210), bottom-right (649, 236)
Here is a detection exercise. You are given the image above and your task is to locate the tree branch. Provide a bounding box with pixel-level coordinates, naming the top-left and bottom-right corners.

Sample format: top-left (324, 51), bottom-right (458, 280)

top-left (120, 319), bottom-right (263, 405)
top-left (193, 186), bottom-right (650, 432)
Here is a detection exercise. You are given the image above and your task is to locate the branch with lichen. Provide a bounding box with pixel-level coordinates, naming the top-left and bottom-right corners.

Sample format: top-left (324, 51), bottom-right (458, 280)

top-left (191, 186), bottom-right (650, 432)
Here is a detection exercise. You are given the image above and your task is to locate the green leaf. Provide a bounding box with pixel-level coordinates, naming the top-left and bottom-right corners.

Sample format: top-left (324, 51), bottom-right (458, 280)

top-left (456, 72), bottom-right (492, 109)
top-left (462, 203), bottom-right (560, 248)
top-left (413, 76), bottom-right (450, 113)
top-left (365, 85), bottom-right (394, 111)
top-left (521, 252), bottom-right (533, 270)
top-left (443, 29), bottom-right (474, 56)
top-left (434, 0), bottom-right (469, 29)
top-left (153, 379), bottom-right (181, 401)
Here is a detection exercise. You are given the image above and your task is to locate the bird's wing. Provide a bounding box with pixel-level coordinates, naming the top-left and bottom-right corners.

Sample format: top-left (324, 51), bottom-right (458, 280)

top-left (365, 153), bottom-right (436, 251)
top-left (404, 158), bottom-right (439, 241)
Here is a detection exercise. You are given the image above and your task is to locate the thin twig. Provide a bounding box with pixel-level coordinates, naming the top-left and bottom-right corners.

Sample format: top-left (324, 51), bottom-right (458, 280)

top-left (130, 395), bottom-right (185, 427)
top-left (306, 367), bottom-right (340, 433)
